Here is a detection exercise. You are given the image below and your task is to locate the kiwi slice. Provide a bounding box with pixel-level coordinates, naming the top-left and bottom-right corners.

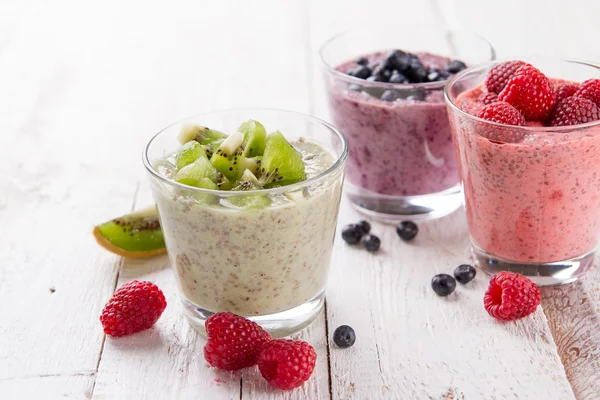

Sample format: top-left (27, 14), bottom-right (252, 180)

top-left (230, 170), bottom-right (270, 208)
top-left (238, 120), bottom-right (267, 157)
top-left (210, 131), bottom-right (262, 182)
top-left (174, 140), bottom-right (207, 170)
top-left (178, 123), bottom-right (227, 146)
top-left (259, 131), bottom-right (306, 187)
top-left (93, 206), bottom-right (165, 258)
top-left (175, 157), bottom-right (219, 188)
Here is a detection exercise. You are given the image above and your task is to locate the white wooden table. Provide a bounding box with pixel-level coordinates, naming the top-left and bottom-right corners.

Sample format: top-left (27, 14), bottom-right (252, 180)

top-left (2, 1), bottom-right (600, 399)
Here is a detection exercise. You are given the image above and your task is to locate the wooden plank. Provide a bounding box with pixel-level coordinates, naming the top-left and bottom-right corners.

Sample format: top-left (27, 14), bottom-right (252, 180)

top-left (0, 374), bottom-right (95, 399)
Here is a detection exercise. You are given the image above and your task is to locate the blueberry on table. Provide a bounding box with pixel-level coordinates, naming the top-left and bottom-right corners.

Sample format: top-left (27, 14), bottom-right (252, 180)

top-left (380, 90), bottom-right (399, 102)
top-left (349, 65), bottom-right (372, 79)
top-left (333, 325), bottom-right (356, 348)
top-left (431, 274), bottom-right (457, 296)
top-left (454, 264), bottom-right (476, 284)
top-left (357, 220), bottom-right (371, 234)
top-left (396, 220), bottom-right (418, 241)
top-left (362, 234), bottom-right (381, 252)
top-left (341, 224), bottom-right (363, 245)
top-left (445, 60), bottom-right (467, 74)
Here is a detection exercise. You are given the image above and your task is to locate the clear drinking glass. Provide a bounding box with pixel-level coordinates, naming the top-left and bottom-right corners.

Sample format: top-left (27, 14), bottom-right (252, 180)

top-left (320, 26), bottom-right (495, 221)
top-left (144, 109), bottom-right (348, 336)
top-left (445, 58), bottom-right (600, 286)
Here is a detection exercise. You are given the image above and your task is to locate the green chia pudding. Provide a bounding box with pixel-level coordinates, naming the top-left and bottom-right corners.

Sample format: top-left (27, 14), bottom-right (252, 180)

top-left (150, 120), bottom-right (344, 316)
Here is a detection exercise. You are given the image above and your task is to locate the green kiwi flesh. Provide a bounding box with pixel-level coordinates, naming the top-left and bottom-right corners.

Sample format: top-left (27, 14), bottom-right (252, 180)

top-left (175, 157), bottom-right (219, 188)
top-left (230, 170), bottom-right (270, 208)
top-left (259, 131), bottom-right (306, 188)
top-left (238, 120), bottom-right (267, 157)
top-left (175, 140), bottom-right (207, 169)
top-left (178, 123), bottom-right (227, 146)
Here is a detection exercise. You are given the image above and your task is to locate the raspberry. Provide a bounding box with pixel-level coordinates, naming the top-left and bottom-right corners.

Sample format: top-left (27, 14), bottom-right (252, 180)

top-left (555, 83), bottom-right (581, 103)
top-left (100, 280), bottom-right (167, 337)
top-left (484, 272), bottom-right (541, 321)
top-left (549, 96), bottom-right (600, 126)
top-left (257, 339), bottom-right (317, 390)
top-left (573, 79), bottom-right (600, 107)
top-left (485, 61), bottom-right (525, 94)
top-left (203, 312), bottom-right (271, 371)
top-left (477, 101), bottom-right (526, 126)
top-left (498, 64), bottom-right (557, 121)
top-left (477, 92), bottom-right (498, 105)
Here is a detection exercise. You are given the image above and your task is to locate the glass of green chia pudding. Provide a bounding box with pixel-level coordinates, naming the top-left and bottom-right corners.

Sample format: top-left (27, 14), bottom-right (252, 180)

top-left (144, 109), bottom-right (347, 336)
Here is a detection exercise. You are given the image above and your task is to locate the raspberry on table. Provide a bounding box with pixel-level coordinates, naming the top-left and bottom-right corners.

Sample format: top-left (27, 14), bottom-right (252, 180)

top-left (549, 96), bottom-right (600, 126)
top-left (203, 312), bottom-right (272, 371)
top-left (554, 83), bottom-right (581, 103)
top-left (477, 92), bottom-right (498, 105)
top-left (257, 339), bottom-right (317, 390)
top-left (573, 79), bottom-right (600, 107)
top-left (498, 64), bottom-right (557, 121)
top-left (478, 101), bottom-right (526, 126)
top-left (485, 61), bottom-right (526, 94)
top-left (484, 271), bottom-right (541, 321)
top-left (100, 280), bottom-right (167, 337)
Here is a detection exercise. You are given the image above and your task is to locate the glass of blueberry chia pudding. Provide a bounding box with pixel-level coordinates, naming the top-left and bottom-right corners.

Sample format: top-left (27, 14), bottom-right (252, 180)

top-left (320, 27), bottom-right (494, 221)
top-left (445, 58), bottom-right (600, 285)
top-left (144, 109), bottom-right (347, 336)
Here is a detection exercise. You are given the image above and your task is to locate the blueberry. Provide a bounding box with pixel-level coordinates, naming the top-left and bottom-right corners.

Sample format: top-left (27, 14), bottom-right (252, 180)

top-left (396, 220), bottom-right (418, 241)
top-left (341, 224), bottom-right (363, 244)
top-left (348, 84), bottom-right (363, 92)
top-left (454, 264), bottom-right (476, 284)
top-left (406, 60), bottom-right (428, 83)
top-left (333, 325), bottom-right (356, 348)
top-left (380, 90), bottom-right (399, 102)
top-left (431, 274), bottom-right (457, 296)
top-left (349, 65), bottom-right (372, 80)
top-left (389, 72), bottom-right (408, 84)
top-left (372, 64), bottom-right (392, 82)
top-left (387, 50), bottom-right (412, 72)
top-left (363, 234), bottom-right (381, 252)
top-left (427, 69), bottom-right (445, 82)
top-left (445, 60), bottom-right (467, 74)
top-left (357, 220), bottom-right (371, 234)
top-left (355, 57), bottom-right (368, 66)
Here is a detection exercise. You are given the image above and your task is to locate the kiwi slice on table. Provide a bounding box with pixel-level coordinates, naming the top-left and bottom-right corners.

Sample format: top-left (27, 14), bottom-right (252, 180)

top-left (230, 170), bottom-right (270, 208)
top-left (93, 206), bottom-right (165, 258)
top-left (258, 131), bottom-right (306, 188)
top-left (238, 119), bottom-right (267, 157)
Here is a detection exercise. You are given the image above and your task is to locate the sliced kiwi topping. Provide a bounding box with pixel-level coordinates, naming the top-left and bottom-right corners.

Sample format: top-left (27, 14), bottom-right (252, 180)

top-left (178, 123), bottom-right (227, 146)
top-left (174, 140), bottom-right (206, 169)
top-left (259, 131), bottom-right (306, 188)
top-left (230, 170), bottom-right (270, 208)
top-left (93, 206), bottom-right (165, 258)
top-left (175, 157), bottom-right (219, 188)
top-left (238, 119), bottom-right (267, 157)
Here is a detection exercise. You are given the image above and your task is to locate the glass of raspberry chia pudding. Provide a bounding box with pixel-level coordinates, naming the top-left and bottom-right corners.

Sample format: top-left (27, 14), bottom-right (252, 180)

top-left (144, 109), bottom-right (347, 336)
top-left (445, 58), bottom-right (600, 285)
top-left (320, 26), bottom-right (494, 221)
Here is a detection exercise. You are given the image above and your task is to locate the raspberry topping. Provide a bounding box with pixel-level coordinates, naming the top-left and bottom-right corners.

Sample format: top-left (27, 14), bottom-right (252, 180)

top-left (485, 61), bottom-right (526, 94)
top-left (554, 83), bottom-right (581, 103)
top-left (484, 272), bottom-right (541, 321)
top-left (203, 312), bottom-right (272, 371)
top-left (257, 339), bottom-right (317, 390)
top-left (573, 79), bottom-right (600, 107)
top-left (549, 96), bottom-right (600, 126)
top-left (478, 101), bottom-right (526, 126)
top-left (477, 92), bottom-right (499, 105)
top-left (498, 64), bottom-right (557, 121)
top-left (100, 280), bottom-right (167, 337)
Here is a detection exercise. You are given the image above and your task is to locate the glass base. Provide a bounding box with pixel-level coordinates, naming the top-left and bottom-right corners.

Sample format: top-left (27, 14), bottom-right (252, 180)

top-left (346, 182), bottom-right (463, 222)
top-left (182, 290), bottom-right (325, 338)
top-left (472, 244), bottom-right (596, 286)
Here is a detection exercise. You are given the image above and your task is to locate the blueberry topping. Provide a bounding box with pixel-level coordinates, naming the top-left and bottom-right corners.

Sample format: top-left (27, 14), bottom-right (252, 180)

top-left (357, 220), bottom-right (371, 234)
top-left (333, 325), bottom-right (356, 348)
top-left (380, 90), bottom-right (399, 102)
top-left (396, 220), bottom-right (418, 241)
top-left (445, 60), bottom-right (467, 74)
top-left (431, 274), bottom-right (456, 296)
top-left (348, 84), bottom-right (363, 92)
top-left (387, 50), bottom-right (412, 72)
top-left (389, 71), bottom-right (408, 84)
top-left (341, 224), bottom-right (363, 245)
top-left (349, 65), bottom-right (372, 80)
top-left (426, 69), bottom-right (447, 82)
top-left (362, 234), bottom-right (381, 252)
top-left (406, 59), bottom-right (428, 83)
top-left (454, 264), bottom-right (476, 284)
top-left (372, 64), bottom-right (392, 82)
top-left (355, 57), bottom-right (368, 66)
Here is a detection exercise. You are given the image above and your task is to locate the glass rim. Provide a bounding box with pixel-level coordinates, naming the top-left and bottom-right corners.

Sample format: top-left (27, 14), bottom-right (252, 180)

top-left (318, 27), bottom-right (496, 90)
top-left (142, 107), bottom-right (349, 196)
top-left (444, 58), bottom-right (600, 132)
